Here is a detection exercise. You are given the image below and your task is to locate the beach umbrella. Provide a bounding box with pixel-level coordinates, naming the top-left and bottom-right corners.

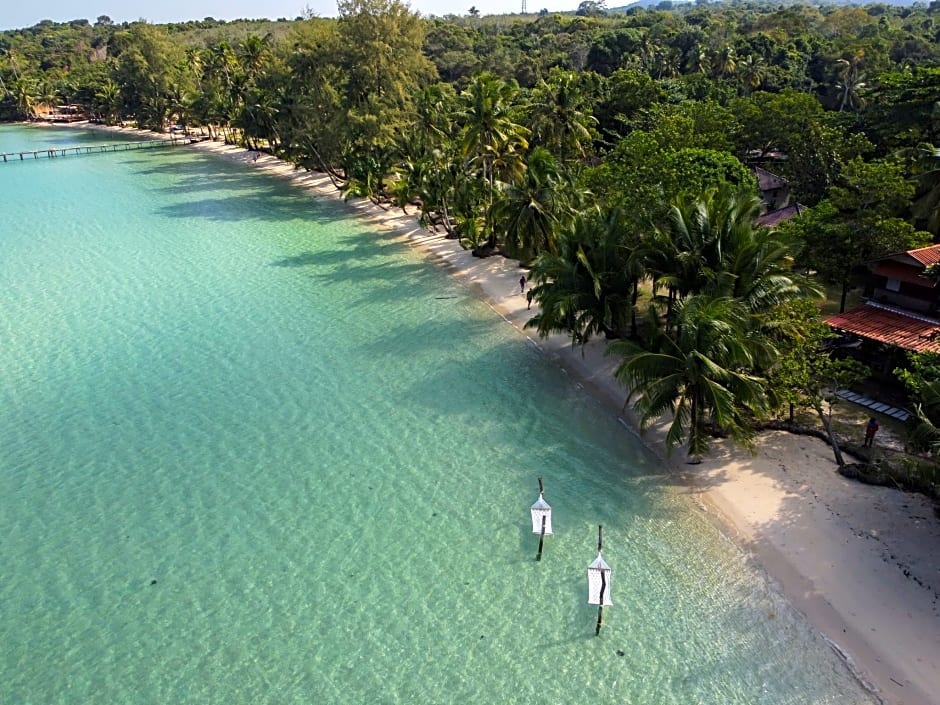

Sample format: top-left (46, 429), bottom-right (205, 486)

top-left (530, 477), bottom-right (553, 561)
top-left (587, 525), bottom-right (612, 635)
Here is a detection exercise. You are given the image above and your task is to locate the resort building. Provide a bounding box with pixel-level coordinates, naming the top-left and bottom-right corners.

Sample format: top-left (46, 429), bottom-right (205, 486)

top-left (825, 244), bottom-right (940, 374)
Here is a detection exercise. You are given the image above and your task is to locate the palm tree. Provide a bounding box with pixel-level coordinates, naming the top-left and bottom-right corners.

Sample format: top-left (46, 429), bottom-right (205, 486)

top-left (238, 86), bottom-right (280, 150)
top-left (737, 54), bottom-right (766, 95)
top-left (38, 80), bottom-right (59, 117)
top-left (12, 77), bottom-right (38, 119)
top-left (237, 34), bottom-right (270, 85)
top-left (458, 73), bottom-right (530, 250)
top-left (204, 42), bottom-right (240, 139)
top-left (642, 189), bottom-right (736, 305)
top-left (686, 44), bottom-right (710, 75)
top-left (139, 91), bottom-right (169, 131)
top-left (835, 50), bottom-right (866, 113)
top-left (184, 47), bottom-right (205, 88)
top-left (166, 80), bottom-right (193, 132)
top-left (653, 47), bottom-right (681, 80)
top-left (609, 294), bottom-right (773, 461)
top-left (710, 196), bottom-right (823, 313)
top-left (394, 84), bottom-right (461, 231)
top-left (94, 79), bottom-right (121, 125)
top-left (528, 69), bottom-right (597, 165)
top-left (208, 42), bottom-right (238, 92)
top-left (642, 186), bottom-right (814, 314)
top-left (415, 83), bottom-right (458, 144)
top-left (493, 147), bottom-right (571, 261)
top-left (525, 208), bottom-right (637, 345)
top-left (712, 45), bottom-right (737, 79)
top-left (460, 73), bottom-right (529, 189)
top-left (638, 34), bottom-right (662, 76)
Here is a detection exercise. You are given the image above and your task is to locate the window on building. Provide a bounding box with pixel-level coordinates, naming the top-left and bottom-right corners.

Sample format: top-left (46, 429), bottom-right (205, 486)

top-left (886, 278), bottom-right (901, 292)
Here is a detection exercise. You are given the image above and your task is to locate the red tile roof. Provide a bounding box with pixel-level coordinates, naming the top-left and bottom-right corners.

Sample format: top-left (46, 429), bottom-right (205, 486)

top-left (907, 245), bottom-right (940, 267)
top-left (871, 260), bottom-right (938, 287)
top-left (826, 303), bottom-right (940, 352)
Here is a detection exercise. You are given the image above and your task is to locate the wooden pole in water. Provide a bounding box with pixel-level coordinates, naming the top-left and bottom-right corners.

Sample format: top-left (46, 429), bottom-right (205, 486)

top-left (536, 477), bottom-right (546, 561)
top-left (595, 524), bottom-right (605, 636)
top-left (537, 514), bottom-right (546, 561)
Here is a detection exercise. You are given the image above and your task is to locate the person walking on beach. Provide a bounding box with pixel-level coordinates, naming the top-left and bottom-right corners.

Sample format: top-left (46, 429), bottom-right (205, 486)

top-left (864, 417), bottom-right (879, 447)
top-left (519, 274), bottom-right (526, 294)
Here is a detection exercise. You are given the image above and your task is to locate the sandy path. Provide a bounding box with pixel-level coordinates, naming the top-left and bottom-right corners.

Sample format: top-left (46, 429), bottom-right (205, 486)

top-left (52, 126), bottom-right (940, 705)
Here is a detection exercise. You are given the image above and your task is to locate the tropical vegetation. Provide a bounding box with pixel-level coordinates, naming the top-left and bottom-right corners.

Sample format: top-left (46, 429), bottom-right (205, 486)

top-left (3, 0), bottom-right (939, 471)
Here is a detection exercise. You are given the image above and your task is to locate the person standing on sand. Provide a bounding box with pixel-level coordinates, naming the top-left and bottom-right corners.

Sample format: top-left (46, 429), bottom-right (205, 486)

top-left (519, 274), bottom-right (526, 294)
top-left (864, 417), bottom-right (879, 447)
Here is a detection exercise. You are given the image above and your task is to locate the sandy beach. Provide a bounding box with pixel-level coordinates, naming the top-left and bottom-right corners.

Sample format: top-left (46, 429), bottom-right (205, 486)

top-left (52, 124), bottom-right (940, 705)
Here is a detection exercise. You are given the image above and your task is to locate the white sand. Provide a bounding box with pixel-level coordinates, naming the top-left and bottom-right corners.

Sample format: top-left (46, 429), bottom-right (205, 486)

top-left (52, 126), bottom-right (940, 704)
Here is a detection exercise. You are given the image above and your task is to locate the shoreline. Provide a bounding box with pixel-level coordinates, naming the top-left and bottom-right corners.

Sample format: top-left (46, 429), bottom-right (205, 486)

top-left (46, 122), bottom-right (940, 705)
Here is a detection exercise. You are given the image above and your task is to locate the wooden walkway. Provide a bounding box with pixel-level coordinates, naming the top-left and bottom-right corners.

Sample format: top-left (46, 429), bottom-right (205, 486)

top-left (835, 388), bottom-right (911, 422)
top-left (0, 136), bottom-right (190, 163)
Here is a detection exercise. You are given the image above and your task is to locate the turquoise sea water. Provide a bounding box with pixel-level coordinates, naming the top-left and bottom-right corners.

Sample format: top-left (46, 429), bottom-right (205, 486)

top-left (0, 125), bottom-right (875, 705)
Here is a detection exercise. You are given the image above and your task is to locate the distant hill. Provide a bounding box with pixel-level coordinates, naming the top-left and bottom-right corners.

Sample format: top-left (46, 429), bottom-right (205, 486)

top-left (607, 0), bottom-right (691, 10)
top-left (608, 0), bottom-right (921, 9)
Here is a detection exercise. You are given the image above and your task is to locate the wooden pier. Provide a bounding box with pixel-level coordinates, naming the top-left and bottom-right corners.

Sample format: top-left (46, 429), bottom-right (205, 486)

top-left (0, 136), bottom-right (191, 163)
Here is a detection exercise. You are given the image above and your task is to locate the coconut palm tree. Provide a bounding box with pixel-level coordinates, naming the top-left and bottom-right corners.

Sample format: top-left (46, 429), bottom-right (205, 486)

top-left (94, 79), bottom-right (121, 125)
top-left (393, 84), bottom-right (461, 230)
top-left (460, 73), bottom-right (529, 190)
top-left (686, 44), bottom-right (710, 75)
top-left (238, 86), bottom-right (279, 150)
top-left (237, 34), bottom-right (271, 85)
top-left (609, 294), bottom-right (773, 461)
top-left (642, 186), bottom-right (814, 315)
top-left (835, 50), bottom-right (866, 113)
top-left (493, 147), bottom-right (572, 261)
top-left (458, 73), bottom-right (530, 250)
top-left (13, 77), bottom-right (38, 119)
top-left (525, 208), bottom-right (637, 345)
top-left (638, 33), bottom-right (663, 76)
top-left (38, 79), bottom-right (59, 118)
top-left (712, 45), bottom-right (737, 79)
top-left (711, 198), bottom-right (823, 314)
top-left (204, 42), bottom-right (240, 139)
top-left (653, 47), bottom-right (681, 80)
top-left (528, 69), bottom-right (597, 165)
top-left (737, 54), bottom-right (767, 95)
top-left (641, 189), bottom-right (737, 305)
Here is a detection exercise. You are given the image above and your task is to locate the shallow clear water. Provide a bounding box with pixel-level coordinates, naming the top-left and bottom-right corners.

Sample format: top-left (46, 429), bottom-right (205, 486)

top-left (0, 125), bottom-right (875, 704)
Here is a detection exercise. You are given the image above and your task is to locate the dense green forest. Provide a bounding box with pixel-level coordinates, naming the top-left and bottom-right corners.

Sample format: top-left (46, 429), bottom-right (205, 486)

top-left (3, 0), bottom-right (940, 473)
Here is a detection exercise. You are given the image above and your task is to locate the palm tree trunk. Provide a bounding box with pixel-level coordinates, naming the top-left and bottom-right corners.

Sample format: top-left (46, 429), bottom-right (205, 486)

top-left (630, 279), bottom-right (639, 339)
top-left (687, 393), bottom-right (703, 464)
top-left (440, 199), bottom-right (457, 237)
